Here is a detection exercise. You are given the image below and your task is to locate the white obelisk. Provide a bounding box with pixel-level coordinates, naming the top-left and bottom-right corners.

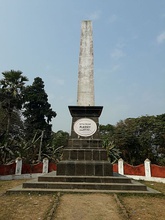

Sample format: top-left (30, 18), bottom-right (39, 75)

top-left (77, 21), bottom-right (95, 106)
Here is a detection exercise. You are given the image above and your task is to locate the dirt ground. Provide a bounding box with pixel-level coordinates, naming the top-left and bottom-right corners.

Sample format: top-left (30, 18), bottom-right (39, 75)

top-left (0, 193), bottom-right (55, 220)
top-left (0, 179), bottom-right (26, 195)
top-left (0, 179), bottom-right (165, 220)
top-left (0, 180), bottom-right (55, 220)
top-left (119, 194), bottom-right (165, 220)
top-left (54, 193), bottom-right (124, 220)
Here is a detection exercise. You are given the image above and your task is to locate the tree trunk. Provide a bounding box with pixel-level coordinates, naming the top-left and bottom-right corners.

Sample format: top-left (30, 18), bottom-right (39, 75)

top-left (6, 112), bottom-right (11, 139)
top-left (38, 130), bottom-right (44, 161)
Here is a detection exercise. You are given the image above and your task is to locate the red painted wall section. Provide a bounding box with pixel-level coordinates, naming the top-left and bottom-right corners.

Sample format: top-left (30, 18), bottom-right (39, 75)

top-left (0, 163), bottom-right (16, 175)
top-left (49, 163), bottom-right (57, 172)
top-left (21, 163), bottom-right (57, 174)
top-left (0, 162), bottom-right (56, 175)
top-left (113, 163), bottom-right (118, 173)
top-left (151, 164), bottom-right (165, 178)
top-left (22, 163), bottom-right (43, 174)
top-left (22, 164), bottom-right (31, 174)
top-left (124, 163), bottom-right (145, 176)
top-left (31, 163), bottom-right (43, 173)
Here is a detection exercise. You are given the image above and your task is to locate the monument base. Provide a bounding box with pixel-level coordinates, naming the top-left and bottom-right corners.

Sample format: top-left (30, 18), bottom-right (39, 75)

top-left (57, 161), bottom-right (113, 176)
top-left (56, 105), bottom-right (113, 176)
top-left (68, 106), bottom-right (103, 138)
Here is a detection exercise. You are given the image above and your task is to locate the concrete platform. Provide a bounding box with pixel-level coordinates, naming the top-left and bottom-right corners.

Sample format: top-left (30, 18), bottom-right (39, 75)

top-left (6, 172), bottom-right (161, 194)
top-left (38, 174), bottom-right (132, 184)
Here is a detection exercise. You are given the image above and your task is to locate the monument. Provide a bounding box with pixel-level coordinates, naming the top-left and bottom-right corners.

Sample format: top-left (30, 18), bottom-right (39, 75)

top-left (8, 21), bottom-right (149, 193)
top-left (56, 20), bottom-right (113, 176)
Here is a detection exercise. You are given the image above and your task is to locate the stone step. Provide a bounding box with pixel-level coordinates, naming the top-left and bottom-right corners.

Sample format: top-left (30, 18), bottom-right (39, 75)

top-left (68, 139), bottom-right (102, 148)
top-left (6, 172), bottom-right (160, 194)
top-left (23, 181), bottom-right (147, 191)
top-left (38, 175), bottom-right (132, 183)
top-left (68, 146), bottom-right (102, 149)
top-left (7, 186), bottom-right (159, 194)
top-left (62, 148), bottom-right (107, 161)
top-left (57, 160), bottom-right (113, 176)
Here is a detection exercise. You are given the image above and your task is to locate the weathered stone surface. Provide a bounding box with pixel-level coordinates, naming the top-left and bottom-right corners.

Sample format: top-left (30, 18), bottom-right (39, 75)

top-left (57, 161), bottom-right (113, 176)
top-left (23, 177), bottom-right (148, 191)
top-left (77, 21), bottom-right (94, 106)
top-left (62, 149), bottom-right (108, 161)
top-left (68, 106), bottom-right (103, 139)
top-left (38, 174), bottom-right (132, 183)
top-left (68, 138), bottom-right (102, 148)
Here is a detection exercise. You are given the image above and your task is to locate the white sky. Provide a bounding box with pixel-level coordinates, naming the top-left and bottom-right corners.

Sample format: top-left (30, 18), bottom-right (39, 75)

top-left (0, 0), bottom-right (165, 133)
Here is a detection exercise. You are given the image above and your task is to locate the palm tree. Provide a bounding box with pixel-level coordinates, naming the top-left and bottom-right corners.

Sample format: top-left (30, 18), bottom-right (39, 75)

top-left (0, 70), bottom-right (28, 138)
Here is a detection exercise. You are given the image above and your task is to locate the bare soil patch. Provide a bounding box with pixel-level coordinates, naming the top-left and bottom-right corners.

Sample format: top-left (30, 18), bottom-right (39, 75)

top-left (54, 193), bottom-right (125, 220)
top-left (0, 179), bottom-right (26, 195)
top-left (0, 193), bottom-right (55, 220)
top-left (118, 181), bottom-right (165, 220)
top-left (0, 180), bottom-right (56, 220)
top-left (119, 194), bottom-right (165, 220)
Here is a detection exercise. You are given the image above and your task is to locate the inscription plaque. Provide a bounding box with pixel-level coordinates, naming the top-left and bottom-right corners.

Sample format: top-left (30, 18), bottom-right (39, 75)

top-left (74, 118), bottom-right (97, 137)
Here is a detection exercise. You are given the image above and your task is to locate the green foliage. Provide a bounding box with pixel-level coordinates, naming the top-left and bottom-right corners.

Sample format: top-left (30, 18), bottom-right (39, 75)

top-left (0, 131), bottom-right (45, 164)
top-left (101, 114), bottom-right (165, 165)
top-left (51, 130), bottom-right (69, 147)
top-left (0, 107), bottom-right (24, 135)
top-left (100, 124), bottom-right (114, 140)
top-left (0, 139), bottom-right (15, 164)
top-left (113, 118), bottom-right (141, 165)
top-left (23, 77), bottom-right (56, 142)
top-left (100, 124), bottom-right (121, 163)
top-left (18, 131), bottom-right (45, 163)
top-left (0, 71), bottom-right (59, 164)
top-left (43, 130), bottom-right (69, 162)
top-left (102, 139), bottom-right (121, 164)
top-left (0, 70), bottom-right (28, 138)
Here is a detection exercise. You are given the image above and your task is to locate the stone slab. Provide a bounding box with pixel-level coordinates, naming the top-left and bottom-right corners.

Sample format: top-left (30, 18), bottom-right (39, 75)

top-left (6, 173), bottom-right (161, 194)
top-left (57, 161), bottom-right (113, 176)
top-left (62, 148), bottom-right (108, 161)
top-left (7, 183), bottom-right (161, 194)
top-left (22, 181), bottom-right (148, 191)
top-left (38, 175), bottom-right (132, 183)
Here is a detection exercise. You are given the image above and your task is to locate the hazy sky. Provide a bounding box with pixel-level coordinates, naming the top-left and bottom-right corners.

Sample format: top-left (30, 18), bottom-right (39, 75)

top-left (0, 0), bottom-right (165, 132)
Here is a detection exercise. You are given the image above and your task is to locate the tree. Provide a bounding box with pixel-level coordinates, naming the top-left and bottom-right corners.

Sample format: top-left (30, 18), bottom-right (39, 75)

top-left (100, 124), bottom-right (115, 141)
top-left (0, 107), bottom-right (25, 164)
top-left (51, 130), bottom-right (69, 148)
top-left (23, 77), bottom-right (57, 145)
top-left (0, 108), bottom-right (24, 138)
top-left (0, 70), bottom-right (28, 139)
top-left (43, 130), bottom-right (69, 162)
top-left (112, 115), bottom-right (165, 165)
top-left (113, 118), bottom-right (142, 165)
top-left (100, 124), bottom-right (121, 163)
top-left (153, 114), bottom-right (165, 165)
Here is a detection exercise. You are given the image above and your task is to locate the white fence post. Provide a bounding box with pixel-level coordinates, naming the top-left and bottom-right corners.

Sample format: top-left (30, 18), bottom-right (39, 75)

top-left (15, 157), bottom-right (22, 175)
top-left (42, 158), bottom-right (49, 174)
top-left (144, 158), bottom-right (151, 178)
top-left (118, 158), bottom-right (124, 175)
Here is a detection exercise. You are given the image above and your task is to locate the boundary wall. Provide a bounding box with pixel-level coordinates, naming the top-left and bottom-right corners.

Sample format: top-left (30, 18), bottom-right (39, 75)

top-left (0, 158), bottom-right (165, 183)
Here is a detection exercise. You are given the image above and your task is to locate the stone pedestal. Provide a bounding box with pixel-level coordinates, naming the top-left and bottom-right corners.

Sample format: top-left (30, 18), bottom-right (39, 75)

top-left (57, 106), bottom-right (113, 176)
